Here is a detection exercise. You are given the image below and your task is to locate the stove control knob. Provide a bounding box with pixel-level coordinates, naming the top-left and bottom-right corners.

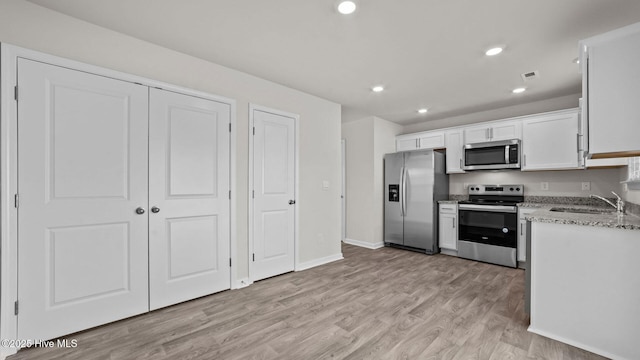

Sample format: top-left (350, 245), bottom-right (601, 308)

top-left (516, 187), bottom-right (521, 191)
top-left (510, 187), bottom-right (514, 191)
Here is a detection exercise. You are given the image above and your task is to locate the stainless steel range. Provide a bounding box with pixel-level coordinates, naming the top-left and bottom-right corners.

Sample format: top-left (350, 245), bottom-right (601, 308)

top-left (457, 184), bottom-right (524, 268)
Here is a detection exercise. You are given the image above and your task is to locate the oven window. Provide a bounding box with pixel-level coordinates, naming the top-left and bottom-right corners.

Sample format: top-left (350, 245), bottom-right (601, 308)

top-left (465, 146), bottom-right (506, 166)
top-left (458, 210), bottom-right (517, 247)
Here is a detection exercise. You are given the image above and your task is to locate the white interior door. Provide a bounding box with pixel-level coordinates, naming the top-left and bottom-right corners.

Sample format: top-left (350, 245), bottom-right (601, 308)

top-left (251, 108), bottom-right (296, 282)
top-left (148, 89), bottom-right (230, 310)
top-left (17, 59), bottom-right (150, 341)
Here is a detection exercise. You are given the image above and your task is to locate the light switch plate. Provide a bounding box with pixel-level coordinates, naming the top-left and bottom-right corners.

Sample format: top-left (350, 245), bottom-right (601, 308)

top-left (541, 182), bottom-right (549, 191)
top-left (322, 180), bottom-right (330, 190)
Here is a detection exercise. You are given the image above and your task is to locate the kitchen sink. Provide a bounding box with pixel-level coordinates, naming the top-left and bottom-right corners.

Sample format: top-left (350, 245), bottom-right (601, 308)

top-left (549, 207), bottom-right (614, 214)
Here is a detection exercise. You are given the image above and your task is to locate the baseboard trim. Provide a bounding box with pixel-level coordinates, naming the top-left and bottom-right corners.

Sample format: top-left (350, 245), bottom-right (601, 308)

top-left (343, 238), bottom-right (385, 250)
top-left (232, 278), bottom-right (252, 290)
top-left (1, 348), bottom-right (17, 360)
top-left (527, 326), bottom-right (622, 360)
top-left (296, 253), bottom-right (343, 271)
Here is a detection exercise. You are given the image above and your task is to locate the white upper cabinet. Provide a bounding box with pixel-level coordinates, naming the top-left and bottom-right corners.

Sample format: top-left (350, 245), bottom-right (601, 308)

top-left (417, 131), bottom-right (445, 150)
top-left (396, 136), bottom-right (419, 151)
top-left (522, 110), bottom-right (581, 171)
top-left (464, 119), bottom-right (522, 144)
top-left (444, 129), bottom-right (465, 173)
top-left (396, 130), bottom-right (444, 152)
top-left (580, 22), bottom-right (640, 158)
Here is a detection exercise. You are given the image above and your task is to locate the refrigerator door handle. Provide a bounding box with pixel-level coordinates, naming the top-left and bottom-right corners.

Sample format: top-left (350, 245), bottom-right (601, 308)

top-left (402, 167), bottom-right (407, 216)
top-left (400, 166), bottom-right (405, 216)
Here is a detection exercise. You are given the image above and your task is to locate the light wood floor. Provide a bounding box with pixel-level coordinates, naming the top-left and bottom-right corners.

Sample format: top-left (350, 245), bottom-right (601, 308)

top-left (10, 243), bottom-right (607, 360)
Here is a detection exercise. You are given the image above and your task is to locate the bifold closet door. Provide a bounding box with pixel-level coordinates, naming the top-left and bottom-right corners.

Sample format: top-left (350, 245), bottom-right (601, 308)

top-left (148, 88), bottom-right (231, 310)
top-left (17, 59), bottom-right (150, 341)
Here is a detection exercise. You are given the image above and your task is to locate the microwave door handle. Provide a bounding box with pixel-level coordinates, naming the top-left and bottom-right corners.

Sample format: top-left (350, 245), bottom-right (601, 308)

top-left (505, 145), bottom-right (510, 164)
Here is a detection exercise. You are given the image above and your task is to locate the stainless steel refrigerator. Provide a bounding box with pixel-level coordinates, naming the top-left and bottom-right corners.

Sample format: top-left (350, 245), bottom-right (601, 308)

top-left (384, 149), bottom-right (449, 254)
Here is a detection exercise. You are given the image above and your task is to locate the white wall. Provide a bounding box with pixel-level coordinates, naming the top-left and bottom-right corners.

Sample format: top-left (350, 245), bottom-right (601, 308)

top-left (0, 0), bottom-right (342, 280)
top-left (341, 116), bottom-right (401, 247)
top-left (342, 118), bottom-right (375, 245)
top-left (450, 168), bottom-right (621, 197)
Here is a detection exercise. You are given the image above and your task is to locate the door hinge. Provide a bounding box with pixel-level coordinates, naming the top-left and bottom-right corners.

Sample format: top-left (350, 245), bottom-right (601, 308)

top-left (252, 190), bottom-right (255, 199)
top-left (252, 253), bottom-right (255, 262)
top-left (14, 86), bottom-right (18, 101)
top-left (229, 258), bottom-right (232, 267)
top-left (229, 190), bottom-right (231, 200)
top-left (229, 123), bottom-right (231, 133)
top-left (253, 127), bottom-right (255, 135)
top-left (14, 301), bottom-right (18, 316)
top-left (14, 194), bottom-right (19, 208)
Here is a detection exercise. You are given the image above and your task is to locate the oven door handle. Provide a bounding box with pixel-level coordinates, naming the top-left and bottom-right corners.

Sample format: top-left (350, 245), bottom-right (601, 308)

top-left (458, 204), bottom-right (518, 213)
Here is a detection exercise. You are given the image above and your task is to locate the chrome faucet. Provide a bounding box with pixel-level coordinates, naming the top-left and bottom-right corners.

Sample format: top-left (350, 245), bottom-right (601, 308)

top-left (590, 191), bottom-right (625, 214)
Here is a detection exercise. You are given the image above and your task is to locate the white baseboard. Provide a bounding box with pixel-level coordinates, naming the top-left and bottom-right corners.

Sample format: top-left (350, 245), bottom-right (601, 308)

top-left (232, 278), bottom-right (252, 290)
top-left (527, 326), bottom-right (621, 360)
top-left (296, 253), bottom-right (343, 271)
top-left (343, 238), bottom-right (385, 250)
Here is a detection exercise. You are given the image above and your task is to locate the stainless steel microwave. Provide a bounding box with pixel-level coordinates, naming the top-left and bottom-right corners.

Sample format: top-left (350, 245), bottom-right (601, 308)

top-left (463, 139), bottom-right (520, 171)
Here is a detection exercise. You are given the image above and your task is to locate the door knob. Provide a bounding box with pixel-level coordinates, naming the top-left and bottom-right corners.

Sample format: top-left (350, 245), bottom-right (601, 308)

top-left (289, 200), bottom-right (296, 205)
top-left (151, 206), bottom-right (160, 213)
top-left (135, 207), bottom-right (145, 215)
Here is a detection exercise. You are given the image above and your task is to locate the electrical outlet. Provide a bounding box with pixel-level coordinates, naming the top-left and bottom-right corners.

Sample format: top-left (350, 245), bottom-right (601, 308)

top-left (463, 183), bottom-right (469, 190)
top-left (541, 182), bottom-right (549, 191)
top-left (581, 182), bottom-right (591, 191)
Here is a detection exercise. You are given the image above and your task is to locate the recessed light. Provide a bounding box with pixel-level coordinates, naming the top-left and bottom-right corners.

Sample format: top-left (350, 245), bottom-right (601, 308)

top-left (337, 1), bottom-right (356, 15)
top-left (485, 47), bottom-right (503, 56)
top-left (418, 108), bottom-right (428, 114)
top-left (512, 87), bottom-right (526, 94)
top-left (372, 85), bottom-right (384, 92)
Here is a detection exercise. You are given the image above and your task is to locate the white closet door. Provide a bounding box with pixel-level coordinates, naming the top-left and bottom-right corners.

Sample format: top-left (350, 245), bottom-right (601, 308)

top-left (148, 88), bottom-right (230, 310)
top-left (17, 59), bottom-right (149, 341)
top-left (252, 109), bottom-right (296, 282)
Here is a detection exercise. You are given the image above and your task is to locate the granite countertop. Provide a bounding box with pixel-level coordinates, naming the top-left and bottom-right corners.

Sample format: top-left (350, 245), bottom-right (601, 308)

top-left (525, 207), bottom-right (640, 231)
top-left (438, 200), bottom-right (458, 204)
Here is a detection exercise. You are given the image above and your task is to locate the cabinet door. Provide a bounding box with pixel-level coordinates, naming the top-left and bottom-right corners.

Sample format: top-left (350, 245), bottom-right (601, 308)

top-left (464, 125), bottom-right (490, 143)
top-left (418, 131), bottom-right (445, 149)
top-left (518, 219), bottom-right (527, 262)
top-left (585, 25), bottom-right (640, 156)
top-left (522, 112), bottom-right (579, 171)
top-left (445, 130), bottom-right (465, 173)
top-left (438, 212), bottom-right (457, 250)
top-left (396, 137), bottom-right (418, 151)
top-left (491, 120), bottom-right (522, 141)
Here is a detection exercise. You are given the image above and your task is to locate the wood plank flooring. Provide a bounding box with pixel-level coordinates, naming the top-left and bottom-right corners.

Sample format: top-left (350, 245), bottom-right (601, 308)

top-left (9, 244), bottom-right (607, 360)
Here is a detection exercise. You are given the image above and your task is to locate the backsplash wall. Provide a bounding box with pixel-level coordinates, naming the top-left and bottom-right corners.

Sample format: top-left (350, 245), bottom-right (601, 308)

top-left (450, 168), bottom-right (621, 197)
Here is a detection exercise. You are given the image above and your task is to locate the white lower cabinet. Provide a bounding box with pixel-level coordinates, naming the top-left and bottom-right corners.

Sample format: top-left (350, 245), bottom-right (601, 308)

top-left (438, 203), bottom-right (458, 252)
top-left (518, 207), bottom-right (537, 264)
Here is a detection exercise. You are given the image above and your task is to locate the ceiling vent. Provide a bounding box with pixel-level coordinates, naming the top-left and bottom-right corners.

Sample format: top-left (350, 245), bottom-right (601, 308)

top-left (521, 70), bottom-right (540, 81)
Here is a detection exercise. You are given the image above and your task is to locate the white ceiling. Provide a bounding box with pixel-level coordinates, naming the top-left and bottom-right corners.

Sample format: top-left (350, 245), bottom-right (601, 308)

top-left (27, 0), bottom-right (640, 125)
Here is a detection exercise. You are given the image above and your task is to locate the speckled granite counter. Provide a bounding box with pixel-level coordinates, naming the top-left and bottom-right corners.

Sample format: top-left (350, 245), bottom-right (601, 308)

top-left (438, 200), bottom-right (458, 204)
top-left (525, 207), bottom-right (640, 231)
